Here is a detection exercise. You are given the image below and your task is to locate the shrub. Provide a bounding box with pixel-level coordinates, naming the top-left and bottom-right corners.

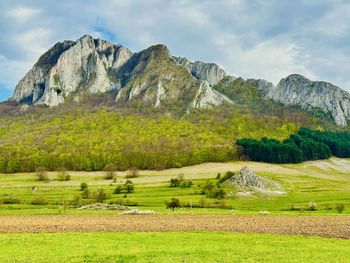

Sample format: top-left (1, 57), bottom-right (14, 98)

top-left (93, 188), bottom-right (107, 203)
top-left (31, 196), bottom-right (48, 205)
top-left (207, 187), bottom-right (226, 199)
top-left (177, 173), bottom-right (184, 182)
top-left (103, 164), bottom-right (118, 180)
top-left (180, 180), bottom-right (193, 188)
top-left (114, 185), bottom-right (123, 194)
top-left (69, 194), bottom-right (82, 206)
top-left (307, 201), bottom-right (317, 211)
top-left (92, 189), bottom-right (106, 202)
top-left (126, 167), bottom-right (139, 178)
top-left (80, 182), bottom-right (88, 191)
top-left (82, 188), bottom-right (90, 199)
top-left (124, 180), bottom-right (134, 193)
top-left (216, 173), bottom-right (221, 179)
top-left (202, 180), bottom-right (215, 193)
top-left (1, 195), bottom-right (20, 204)
top-left (35, 167), bottom-right (48, 181)
top-left (56, 168), bottom-right (71, 181)
top-left (170, 178), bottom-right (180, 187)
top-left (335, 203), bottom-right (345, 214)
top-left (165, 198), bottom-right (181, 210)
top-left (218, 171), bottom-right (234, 183)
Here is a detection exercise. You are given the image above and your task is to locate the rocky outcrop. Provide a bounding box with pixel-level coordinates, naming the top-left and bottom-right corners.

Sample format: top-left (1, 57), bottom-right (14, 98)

top-left (246, 75), bottom-right (350, 126)
top-left (225, 166), bottom-right (268, 190)
top-left (13, 35), bottom-right (132, 107)
top-left (174, 57), bottom-right (226, 85)
top-left (13, 36), bottom-right (231, 110)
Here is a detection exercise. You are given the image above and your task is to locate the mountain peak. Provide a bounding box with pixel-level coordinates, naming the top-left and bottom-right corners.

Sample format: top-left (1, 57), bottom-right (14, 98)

top-left (12, 35), bottom-right (231, 111)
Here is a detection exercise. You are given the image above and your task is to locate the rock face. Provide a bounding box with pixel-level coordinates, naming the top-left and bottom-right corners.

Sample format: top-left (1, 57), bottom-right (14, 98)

top-left (248, 75), bottom-right (350, 126)
top-left (173, 57), bottom-right (226, 86)
top-left (13, 35), bottom-right (231, 110)
top-left (13, 35), bottom-right (133, 106)
top-left (11, 35), bottom-right (350, 126)
top-left (226, 166), bottom-right (268, 190)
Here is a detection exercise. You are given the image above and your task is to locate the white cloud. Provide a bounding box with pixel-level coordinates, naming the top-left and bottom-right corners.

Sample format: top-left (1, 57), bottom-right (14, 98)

top-left (0, 0), bottom-right (349, 98)
top-left (6, 6), bottom-right (41, 23)
top-left (12, 27), bottom-right (52, 56)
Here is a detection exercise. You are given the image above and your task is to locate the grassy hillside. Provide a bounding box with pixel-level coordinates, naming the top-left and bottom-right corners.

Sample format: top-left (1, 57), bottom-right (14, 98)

top-left (0, 158), bottom-right (349, 215)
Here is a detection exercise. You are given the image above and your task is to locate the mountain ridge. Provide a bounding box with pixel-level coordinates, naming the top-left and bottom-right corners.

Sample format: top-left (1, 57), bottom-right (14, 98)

top-left (9, 34), bottom-right (350, 126)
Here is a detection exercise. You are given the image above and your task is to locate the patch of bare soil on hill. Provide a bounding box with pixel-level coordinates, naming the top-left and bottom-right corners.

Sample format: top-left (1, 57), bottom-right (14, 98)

top-left (0, 215), bottom-right (349, 239)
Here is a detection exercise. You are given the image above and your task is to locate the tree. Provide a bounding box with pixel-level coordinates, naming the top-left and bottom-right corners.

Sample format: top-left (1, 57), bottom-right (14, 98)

top-left (126, 167), bottom-right (139, 178)
top-left (35, 167), bottom-right (49, 181)
top-left (165, 198), bottom-right (181, 211)
top-left (56, 168), bottom-right (71, 181)
top-left (335, 203), bottom-right (345, 214)
top-left (80, 182), bottom-right (88, 191)
top-left (103, 164), bottom-right (117, 180)
top-left (114, 185), bottom-right (123, 194)
top-left (169, 178), bottom-right (180, 187)
top-left (93, 188), bottom-right (107, 203)
top-left (124, 180), bottom-right (134, 193)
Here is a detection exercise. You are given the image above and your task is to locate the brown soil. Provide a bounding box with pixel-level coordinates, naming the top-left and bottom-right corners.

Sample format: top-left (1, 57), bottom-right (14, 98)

top-left (0, 215), bottom-right (349, 239)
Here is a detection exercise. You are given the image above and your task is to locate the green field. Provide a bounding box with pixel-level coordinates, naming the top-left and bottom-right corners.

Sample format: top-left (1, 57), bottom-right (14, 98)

top-left (0, 158), bottom-right (349, 215)
top-left (0, 232), bottom-right (349, 263)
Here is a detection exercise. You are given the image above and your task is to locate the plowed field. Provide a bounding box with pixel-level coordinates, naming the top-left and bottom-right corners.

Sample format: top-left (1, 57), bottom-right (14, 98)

top-left (1, 215), bottom-right (349, 238)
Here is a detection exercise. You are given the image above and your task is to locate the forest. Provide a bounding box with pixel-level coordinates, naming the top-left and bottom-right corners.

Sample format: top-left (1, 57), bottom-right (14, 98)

top-left (0, 102), bottom-right (305, 173)
top-left (236, 128), bottom-right (350, 163)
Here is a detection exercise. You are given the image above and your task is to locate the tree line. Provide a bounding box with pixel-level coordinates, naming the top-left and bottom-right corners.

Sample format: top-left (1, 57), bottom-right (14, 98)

top-left (236, 128), bottom-right (350, 164)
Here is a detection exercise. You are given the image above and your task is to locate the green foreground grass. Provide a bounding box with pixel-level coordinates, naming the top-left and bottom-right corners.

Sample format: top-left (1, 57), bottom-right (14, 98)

top-left (0, 232), bottom-right (349, 263)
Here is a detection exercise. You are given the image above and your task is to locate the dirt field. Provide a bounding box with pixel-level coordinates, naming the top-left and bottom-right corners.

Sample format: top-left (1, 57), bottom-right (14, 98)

top-left (0, 215), bottom-right (349, 239)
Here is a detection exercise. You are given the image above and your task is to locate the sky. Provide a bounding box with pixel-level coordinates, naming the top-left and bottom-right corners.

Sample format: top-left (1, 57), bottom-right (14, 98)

top-left (0, 0), bottom-right (350, 102)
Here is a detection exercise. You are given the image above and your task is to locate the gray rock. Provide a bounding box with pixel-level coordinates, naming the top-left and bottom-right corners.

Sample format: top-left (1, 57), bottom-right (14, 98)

top-left (225, 166), bottom-right (268, 190)
top-left (13, 35), bottom-right (132, 107)
top-left (174, 56), bottom-right (226, 85)
top-left (247, 74), bottom-right (350, 126)
top-left (13, 36), bottom-right (231, 110)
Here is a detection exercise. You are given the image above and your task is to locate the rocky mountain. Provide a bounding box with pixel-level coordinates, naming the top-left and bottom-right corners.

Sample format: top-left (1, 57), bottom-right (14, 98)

top-left (10, 34), bottom-right (350, 126)
top-left (247, 74), bottom-right (350, 126)
top-left (12, 35), bottom-right (231, 111)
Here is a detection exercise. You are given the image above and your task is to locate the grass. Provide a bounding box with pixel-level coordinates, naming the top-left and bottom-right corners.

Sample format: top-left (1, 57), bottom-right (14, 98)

top-left (0, 232), bottom-right (349, 262)
top-left (0, 158), bottom-right (349, 215)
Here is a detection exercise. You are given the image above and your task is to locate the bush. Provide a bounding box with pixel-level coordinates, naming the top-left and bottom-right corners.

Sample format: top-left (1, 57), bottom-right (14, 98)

top-left (82, 188), bottom-right (90, 199)
top-left (207, 187), bottom-right (226, 199)
top-left (218, 171), bottom-right (234, 183)
top-left (1, 195), bottom-right (21, 204)
top-left (124, 180), bottom-right (134, 193)
top-left (93, 188), bottom-right (107, 203)
top-left (216, 173), bottom-right (221, 179)
top-left (126, 167), bottom-right (139, 178)
top-left (307, 201), bottom-right (317, 211)
top-left (179, 180), bottom-right (193, 188)
top-left (114, 185), bottom-right (123, 194)
top-left (35, 167), bottom-right (48, 181)
top-left (103, 164), bottom-right (118, 180)
top-left (335, 203), bottom-right (345, 214)
top-left (80, 182), bottom-right (88, 191)
top-left (56, 168), bottom-right (71, 181)
top-left (165, 198), bottom-right (181, 210)
top-left (170, 178), bottom-right (180, 187)
top-left (31, 196), bottom-right (48, 205)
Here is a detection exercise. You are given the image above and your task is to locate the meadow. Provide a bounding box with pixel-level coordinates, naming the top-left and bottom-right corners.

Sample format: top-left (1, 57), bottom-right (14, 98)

top-left (0, 232), bottom-right (349, 263)
top-left (0, 158), bottom-right (349, 215)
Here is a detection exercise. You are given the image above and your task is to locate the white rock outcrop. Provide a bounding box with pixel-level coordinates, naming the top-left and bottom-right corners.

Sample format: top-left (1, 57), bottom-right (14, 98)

top-left (174, 57), bottom-right (226, 86)
top-left (248, 75), bottom-right (350, 126)
top-left (13, 35), bottom-right (132, 107)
